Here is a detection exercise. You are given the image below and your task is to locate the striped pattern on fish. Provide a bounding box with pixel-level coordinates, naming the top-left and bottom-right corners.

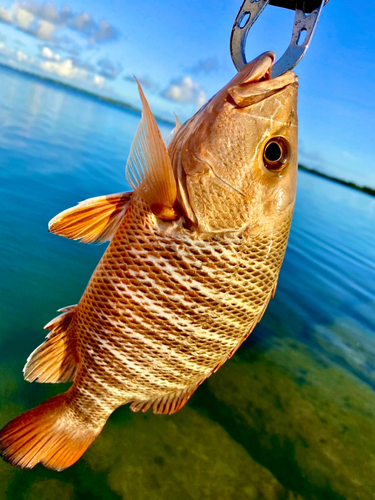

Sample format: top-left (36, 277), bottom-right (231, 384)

top-left (0, 52), bottom-right (298, 470)
top-left (67, 195), bottom-right (292, 422)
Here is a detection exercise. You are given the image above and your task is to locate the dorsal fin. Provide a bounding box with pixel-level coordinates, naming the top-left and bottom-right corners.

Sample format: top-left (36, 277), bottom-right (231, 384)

top-left (165, 113), bottom-right (182, 147)
top-left (49, 192), bottom-right (133, 244)
top-left (125, 79), bottom-right (179, 220)
top-left (174, 113), bottom-right (181, 130)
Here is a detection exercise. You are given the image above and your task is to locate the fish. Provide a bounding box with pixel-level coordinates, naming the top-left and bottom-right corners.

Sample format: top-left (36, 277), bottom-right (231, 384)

top-left (0, 51), bottom-right (298, 471)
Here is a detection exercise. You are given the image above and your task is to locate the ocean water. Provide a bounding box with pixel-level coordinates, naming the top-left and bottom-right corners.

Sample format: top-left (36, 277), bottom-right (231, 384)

top-left (0, 64), bottom-right (375, 500)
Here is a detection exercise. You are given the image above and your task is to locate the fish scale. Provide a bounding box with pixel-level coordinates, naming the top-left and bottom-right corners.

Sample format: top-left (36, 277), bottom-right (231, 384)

top-left (0, 52), bottom-right (298, 470)
top-left (66, 194), bottom-right (292, 423)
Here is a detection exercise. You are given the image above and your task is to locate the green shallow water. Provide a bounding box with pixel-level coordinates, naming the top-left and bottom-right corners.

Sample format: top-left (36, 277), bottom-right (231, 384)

top-left (0, 65), bottom-right (374, 499)
top-left (2, 340), bottom-right (374, 500)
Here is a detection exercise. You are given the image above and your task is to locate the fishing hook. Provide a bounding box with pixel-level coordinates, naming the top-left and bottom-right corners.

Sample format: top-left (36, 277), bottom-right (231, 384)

top-left (230, 0), bottom-right (329, 77)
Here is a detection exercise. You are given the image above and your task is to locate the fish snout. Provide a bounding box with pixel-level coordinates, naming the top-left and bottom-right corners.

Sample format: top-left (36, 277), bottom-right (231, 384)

top-left (227, 51), bottom-right (297, 108)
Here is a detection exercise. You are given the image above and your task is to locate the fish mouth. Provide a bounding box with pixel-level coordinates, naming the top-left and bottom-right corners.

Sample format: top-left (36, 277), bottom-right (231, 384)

top-left (240, 51), bottom-right (275, 84)
top-left (228, 52), bottom-right (298, 108)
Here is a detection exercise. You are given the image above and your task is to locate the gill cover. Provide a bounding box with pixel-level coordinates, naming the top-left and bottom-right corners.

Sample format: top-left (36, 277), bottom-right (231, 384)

top-left (169, 52), bottom-right (299, 234)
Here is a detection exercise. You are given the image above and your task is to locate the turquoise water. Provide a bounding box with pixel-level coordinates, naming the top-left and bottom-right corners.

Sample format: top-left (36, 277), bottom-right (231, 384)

top-left (1, 65), bottom-right (375, 500)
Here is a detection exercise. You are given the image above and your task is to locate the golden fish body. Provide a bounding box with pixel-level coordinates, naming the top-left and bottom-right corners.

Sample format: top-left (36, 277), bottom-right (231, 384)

top-left (0, 52), bottom-right (298, 470)
top-left (73, 194), bottom-right (292, 416)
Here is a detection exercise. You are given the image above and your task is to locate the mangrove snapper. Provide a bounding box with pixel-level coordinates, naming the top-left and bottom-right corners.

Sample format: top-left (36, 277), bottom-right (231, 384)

top-left (0, 51), bottom-right (298, 470)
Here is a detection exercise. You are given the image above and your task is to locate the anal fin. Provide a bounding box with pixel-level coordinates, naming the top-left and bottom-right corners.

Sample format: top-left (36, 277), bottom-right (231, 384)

top-left (130, 382), bottom-right (199, 415)
top-left (49, 191), bottom-right (133, 244)
top-left (24, 306), bottom-right (79, 383)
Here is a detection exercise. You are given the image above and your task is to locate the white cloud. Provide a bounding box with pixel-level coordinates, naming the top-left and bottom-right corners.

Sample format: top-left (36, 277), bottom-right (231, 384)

top-left (0, 36), bottom-right (107, 90)
top-left (72, 11), bottom-right (92, 33)
top-left (93, 74), bottom-right (104, 88)
top-left (42, 46), bottom-right (53, 58)
top-left (0, 41), bottom-right (33, 65)
top-left (0, 41), bottom-right (14, 57)
top-left (16, 1), bottom-right (71, 24)
top-left (162, 76), bottom-right (206, 108)
top-left (41, 46), bottom-right (60, 60)
top-left (40, 57), bottom-right (107, 90)
top-left (37, 45), bottom-right (120, 87)
top-left (15, 7), bottom-right (34, 30)
top-left (35, 19), bottom-right (55, 39)
top-left (16, 49), bottom-right (28, 61)
top-left (0, 6), bottom-right (12, 23)
top-left (40, 57), bottom-right (87, 80)
top-left (0, 1), bottom-right (118, 44)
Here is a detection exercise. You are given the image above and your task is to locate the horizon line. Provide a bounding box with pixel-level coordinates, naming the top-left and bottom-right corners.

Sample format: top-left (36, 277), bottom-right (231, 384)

top-left (0, 61), bottom-right (175, 126)
top-left (1, 62), bottom-right (374, 194)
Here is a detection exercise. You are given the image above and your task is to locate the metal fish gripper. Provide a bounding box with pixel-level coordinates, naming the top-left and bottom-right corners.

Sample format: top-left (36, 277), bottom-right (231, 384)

top-left (230, 0), bottom-right (330, 77)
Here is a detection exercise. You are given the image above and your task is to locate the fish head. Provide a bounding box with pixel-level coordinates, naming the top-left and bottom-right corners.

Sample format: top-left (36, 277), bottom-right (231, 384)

top-left (169, 52), bottom-right (298, 234)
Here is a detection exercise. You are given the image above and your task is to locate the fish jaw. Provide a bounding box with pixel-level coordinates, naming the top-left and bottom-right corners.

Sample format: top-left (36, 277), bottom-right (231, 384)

top-left (169, 52), bottom-right (299, 235)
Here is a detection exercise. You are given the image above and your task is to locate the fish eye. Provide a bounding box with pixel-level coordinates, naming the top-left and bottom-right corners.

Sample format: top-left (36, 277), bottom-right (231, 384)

top-left (263, 137), bottom-right (290, 172)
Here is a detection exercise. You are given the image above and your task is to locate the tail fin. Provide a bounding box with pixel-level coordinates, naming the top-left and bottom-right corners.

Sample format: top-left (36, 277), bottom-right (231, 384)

top-left (0, 392), bottom-right (102, 470)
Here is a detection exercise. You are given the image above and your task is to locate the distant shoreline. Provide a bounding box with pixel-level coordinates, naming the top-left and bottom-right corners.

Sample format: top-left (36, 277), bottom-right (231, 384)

top-left (1, 63), bottom-right (374, 196)
top-left (0, 62), bottom-right (174, 126)
top-left (299, 165), bottom-right (375, 197)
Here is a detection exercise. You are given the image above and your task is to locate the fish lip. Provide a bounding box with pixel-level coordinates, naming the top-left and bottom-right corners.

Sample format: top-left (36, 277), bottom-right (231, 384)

top-left (228, 70), bottom-right (298, 108)
top-left (238, 65), bottom-right (298, 90)
top-left (269, 70), bottom-right (298, 87)
top-left (245, 51), bottom-right (275, 82)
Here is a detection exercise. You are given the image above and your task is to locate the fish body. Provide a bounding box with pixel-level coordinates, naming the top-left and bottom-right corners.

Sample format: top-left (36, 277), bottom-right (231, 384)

top-left (0, 52), bottom-right (298, 470)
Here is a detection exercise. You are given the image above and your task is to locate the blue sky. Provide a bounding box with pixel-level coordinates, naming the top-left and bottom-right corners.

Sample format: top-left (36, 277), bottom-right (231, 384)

top-left (0, 0), bottom-right (374, 188)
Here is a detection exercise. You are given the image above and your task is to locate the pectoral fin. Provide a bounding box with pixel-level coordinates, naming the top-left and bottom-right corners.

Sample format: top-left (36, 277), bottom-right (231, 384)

top-left (125, 79), bottom-right (179, 220)
top-left (49, 192), bottom-right (133, 244)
